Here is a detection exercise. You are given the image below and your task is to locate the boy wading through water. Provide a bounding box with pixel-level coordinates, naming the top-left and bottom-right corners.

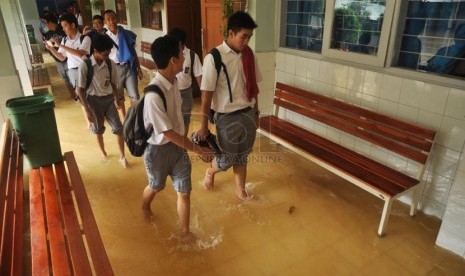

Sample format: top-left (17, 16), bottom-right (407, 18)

top-left (141, 35), bottom-right (213, 237)
top-left (76, 34), bottom-right (128, 168)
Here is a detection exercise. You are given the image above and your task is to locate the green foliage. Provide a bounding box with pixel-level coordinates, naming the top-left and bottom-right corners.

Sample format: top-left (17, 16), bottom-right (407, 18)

top-left (140, 0), bottom-right (163, 9)
top-left (220, 0), bottom-right (234, 38)
top-left (334, 7), bottom-right (362, 44)
top-left (90, 0), bottom-right (101, 10)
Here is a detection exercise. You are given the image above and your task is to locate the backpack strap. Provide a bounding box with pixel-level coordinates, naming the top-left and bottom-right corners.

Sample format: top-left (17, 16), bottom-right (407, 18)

top-left (84, 58), bottom-right (93, 92)
top-left (103, 30), bottom-right (119, 50)
top-left (105, 58), bottom-right (112, 83)
top-left (190, 50), bottom-right (195, 80)
top-left (144, 84), bottom-right (167, 111)
top-left (209, 48), bottom-right (233, 103)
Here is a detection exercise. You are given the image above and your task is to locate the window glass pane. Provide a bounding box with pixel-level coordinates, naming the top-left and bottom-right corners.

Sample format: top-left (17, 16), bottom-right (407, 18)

top-left (397, 0), bottom-right (465, 77)
top-left (281, 0), bottom-right (326, 52)
top-left (330, 0), bottom-right (386, 56)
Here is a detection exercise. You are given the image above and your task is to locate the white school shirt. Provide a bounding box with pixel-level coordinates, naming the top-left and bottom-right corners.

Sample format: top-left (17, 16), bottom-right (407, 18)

top-left (144, 72), bottom-right (185, 145)
top-left (176, 47), bottom-right (203, 90)
top-left (106, 30), bottom-right (121, 64)
top-left (58, 32), bottom-right (91, 69)
top-left (200, 41), bottom-right (262, 113)
top-left (77, 56), bottom-right (118, 96)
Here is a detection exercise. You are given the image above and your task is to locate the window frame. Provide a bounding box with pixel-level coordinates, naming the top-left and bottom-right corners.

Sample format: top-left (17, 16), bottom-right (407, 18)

top-left (276, 0), bottom-right (465, 89)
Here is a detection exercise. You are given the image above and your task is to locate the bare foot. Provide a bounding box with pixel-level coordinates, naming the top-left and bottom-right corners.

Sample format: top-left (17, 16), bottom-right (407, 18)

top-left (142, 206), bottom-right (154, 222)
top-left (102, 153), bottom-right (109, 163)
top-left (236, 189), bottom-right (257, 201)
top-left (179, 231), bottom-right (196, 243)
top-left (203, 168), bottom-right (215, 190)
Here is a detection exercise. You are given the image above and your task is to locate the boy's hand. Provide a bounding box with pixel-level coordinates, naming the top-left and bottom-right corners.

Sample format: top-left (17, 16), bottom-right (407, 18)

top-left (198, 147), bottom-right (214, 163)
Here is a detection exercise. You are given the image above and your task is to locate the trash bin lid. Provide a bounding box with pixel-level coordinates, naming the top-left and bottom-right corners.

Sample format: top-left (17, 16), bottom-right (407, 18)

top-left (6, 94), bottom-right (55, 115)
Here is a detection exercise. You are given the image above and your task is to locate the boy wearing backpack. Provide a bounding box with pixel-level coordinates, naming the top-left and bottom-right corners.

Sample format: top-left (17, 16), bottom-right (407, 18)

top-left (141, 35), bottom-right (213, 236)
top-left (196, 11), bottom-right (261, 201)
top-left (167, 28), bottom-right (203, 137)
top-left (76, 34), bottom-right (128, 168)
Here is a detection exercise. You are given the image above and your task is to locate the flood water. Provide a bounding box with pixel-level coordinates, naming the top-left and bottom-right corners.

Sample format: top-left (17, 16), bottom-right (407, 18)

top-left (36, 61), bottom-right (465, 275)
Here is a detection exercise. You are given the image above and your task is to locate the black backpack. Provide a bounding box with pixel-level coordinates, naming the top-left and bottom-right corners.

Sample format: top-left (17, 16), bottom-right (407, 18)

top-left (83, 58), bottom-right (112, 91)
top-left (209, 48), bottom-right (232, 103)
top-left (123, 84), bottom-right (167, 157)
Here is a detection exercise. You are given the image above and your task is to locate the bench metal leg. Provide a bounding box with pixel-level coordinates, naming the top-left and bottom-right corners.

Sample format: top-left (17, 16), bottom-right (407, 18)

top-left (378, 198), bottom-right (393, 236)
top-left (410, 186), bottom-right (421, 216)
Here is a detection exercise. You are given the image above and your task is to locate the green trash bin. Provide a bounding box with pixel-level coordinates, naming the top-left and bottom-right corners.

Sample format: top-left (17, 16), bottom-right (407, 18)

top-left (26, 24), bottom-right (36, 44)
top-left (6, 94), bottom-right (63, 168)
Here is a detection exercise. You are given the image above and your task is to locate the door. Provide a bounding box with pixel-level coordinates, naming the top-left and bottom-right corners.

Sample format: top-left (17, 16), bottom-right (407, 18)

top-left (201, 0), bottom-right (225, 58)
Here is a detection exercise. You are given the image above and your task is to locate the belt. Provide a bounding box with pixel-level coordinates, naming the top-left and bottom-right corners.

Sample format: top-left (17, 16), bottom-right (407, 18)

top-left (69, 67), bottom-right (78, 70)
top-left (116, 62), bottom-right (126, 65)
top-left (217, 106), bottom-right (252, 116)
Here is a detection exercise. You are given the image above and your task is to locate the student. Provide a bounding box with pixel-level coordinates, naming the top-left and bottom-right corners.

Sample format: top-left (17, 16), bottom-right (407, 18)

top-left (103, 9), bottom-right (143, 118)
top-left (141, 35), bottom-right (213, 236)
top-left (76, 34), bottom-right (128, 168)
top-left (83, 15), bottom-right (107, 38)
top-left (43, 13), bottom-right (75, 99)
top-left (196, 11), bottom-right (261, 201)
top-left (167, 28), bottom-right (203, 137)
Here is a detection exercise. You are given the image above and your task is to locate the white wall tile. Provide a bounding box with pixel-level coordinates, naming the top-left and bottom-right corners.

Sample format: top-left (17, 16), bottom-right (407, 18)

top-left (424, 172), bottom-right (453, 205)
top-left (445, 88), bottom-right (465, 120)
top-left (340, 134), bottom-right (356, 150)
top-left (396, 104), bottom-right (419, 124)
top-left (400, 79), bottom-right (424, 108)
top-left (284, 72), bottom-right (296, 86)
top-left (318, 82), bottom-right (332, 97)
top-left (437, 117), bottom-right (465, 152)
top-left (295, 76), bottom-right (306, 89)
top-left (314, 122), bottom-right (328, 137)
top-left (363, 71), bottom-right (382, 97)
top-left (306, 78), bottom-right (319, 92)
top-left (419, 83), bottom-right (449, 114)
top-left (354, 139), bottom-right (371, 155)
top-left (380, 74), bottom-right (402, 102)
top-left (429, 145), bottom-right (460, 178)
top-left (326, 127), bottom-right (341, 143)
top-left (387, 153), bottom-right (408, 172)
top-left (332, 64), bottom-right (348, 88)
top-left (276, 70), bottom-right (285, 84)
top-left (448, 171), bottom-right (465, 204)
top-left (458, 155), bottom-right (465, 173)
top-left (361, 94), bottom-right (379, 111)
top-left (285, 54), bottom-right (296, 74)
top-left (295, 57), bottom-right (308, 78)
top-left (370, 146), bottom-right (389, 163)
top-left (276, 52), bottom-right (285, 71)
top-left (378, 99), bottom-right (398, 117)
top-left (302, 117), bottom-right (315, 131)
top-left (346, 89), bottom-right (362, 106)
top-left (419, 197), bottom-right (445, 218)
top-left (436, 226), bottom-right (465, 257)
top-left (406, 162), bottom-right (421, 178)
top-left (306, 59), bottom-right (320, 80)
top-left (331, 86), bottom-right (347, 102)
top-left (417, 110), bottom-right (443, 131)
top-left (319, 61), bottom-right (333, 84)
top-left (347, 67), bottom-right (365, 92)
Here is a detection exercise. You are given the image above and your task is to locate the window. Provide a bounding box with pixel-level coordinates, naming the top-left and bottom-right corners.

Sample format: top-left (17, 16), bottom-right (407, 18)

top-left (280, 0), bottom-right (327, 52)
top-left (115, 0), bottom-right (127, 25)
top-left (140, 1), bottom-right (163, 30)
top-left (395, 0), bottom-right (465, 78)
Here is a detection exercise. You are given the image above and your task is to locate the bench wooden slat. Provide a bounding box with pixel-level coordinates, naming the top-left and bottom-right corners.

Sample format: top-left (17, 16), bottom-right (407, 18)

top-left (261, 116), bottom-right (418, 196)
top-left (12, 139), bottom-right (23, 275)
top-left (275, 90), bottom-right (434, 152)
top-left (29, 168), bottom-right (50, 276)
top-left (274, 97), bottom-right (428, 164)
top-left (276, 82), bottom-right (436, 141)
top-left (64, 151), bottom-right (114, 275)
top-left (42, 165), bottom-right (72, 276)
top-left (55, 161), bottom-right (94, 275)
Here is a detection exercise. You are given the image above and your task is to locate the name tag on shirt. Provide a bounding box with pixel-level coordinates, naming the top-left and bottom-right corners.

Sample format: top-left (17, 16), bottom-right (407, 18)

top-left (184, 67), bottom-right (190, 74)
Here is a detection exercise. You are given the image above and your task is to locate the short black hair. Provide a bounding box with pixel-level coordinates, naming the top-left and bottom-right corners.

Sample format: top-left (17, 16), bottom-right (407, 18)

top-left (168, 28), bottom-right (186, 45)
top-left (150, 35), bottom-right (180, 70)
top-left (92, 34), bottom-right (114, 53)
top-left (103, 9), bottom-right (117, 17)
top-left (92, 15), bottom-right (104, 22)
top-left (59, 13), bottom-right (78, 27)
top-left (44, 14), bottom-right (58, 24)
top-left (227, 11), bottom-right (257, 34)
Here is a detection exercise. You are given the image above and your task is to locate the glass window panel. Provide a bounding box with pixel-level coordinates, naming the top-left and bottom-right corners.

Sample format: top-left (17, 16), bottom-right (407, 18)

top-left (396, 0), bottom-right (465, 77)
top-left (281, 0), bottom-right (326, 53)
top-left (330, 0), bottom-right (386, 56)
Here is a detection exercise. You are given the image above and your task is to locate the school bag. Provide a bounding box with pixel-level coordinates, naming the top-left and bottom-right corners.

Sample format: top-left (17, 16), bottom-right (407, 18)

top-left (209, 48), bottom-right (232, 103)
top-left (123, 84), bottom-right (167, 157)
top-left (83, 58), bottom-right (112, 91)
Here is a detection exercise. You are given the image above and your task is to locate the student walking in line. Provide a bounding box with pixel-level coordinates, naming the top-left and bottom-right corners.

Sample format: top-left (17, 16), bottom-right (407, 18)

top-left (168, 28), bottom-right (203, 137)
top-left (43, 13), bottom-right (75, 99)
top-left (103, 9), bottom-right (143, 119)
top-left (83, 15), bottom-right (107, 38)
top-left (141, 35), bottom-right (213, 236)
top-left (196, 11), bottom-right (262, 201)
top-left (76, 34), bottom-right (128, 168)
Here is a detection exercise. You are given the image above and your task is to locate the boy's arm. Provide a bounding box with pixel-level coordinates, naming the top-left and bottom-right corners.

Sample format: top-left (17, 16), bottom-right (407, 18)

top-left (45, 42), bottom-right (66, 61)
top-left (197, 90), bottom-right (213, 140)
top-left (131, 42), bottom-right (144, 80)
top-left (163, 129), bottom-right (214, 162)
top-left (76, 86), bottom-right (94, 123)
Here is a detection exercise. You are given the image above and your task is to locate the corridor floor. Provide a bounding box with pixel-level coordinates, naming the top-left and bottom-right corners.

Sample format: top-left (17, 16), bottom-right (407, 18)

top-left (42, 58), bottom-right (465, 275)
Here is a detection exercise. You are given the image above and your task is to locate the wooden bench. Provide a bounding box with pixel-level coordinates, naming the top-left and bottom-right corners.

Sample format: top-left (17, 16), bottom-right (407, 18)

top-left (139, 41), bottom-right (157, 79)
top-left (29, 151), bottom-right (114, 275)
top-left (259, 82), bottom-right (436, 236)
top-left (0, 120), bottom-right (24, 275)
top-left (30, 52), bottom-right (44, 67)
top-left (28, 67), bottom-right (52, 93)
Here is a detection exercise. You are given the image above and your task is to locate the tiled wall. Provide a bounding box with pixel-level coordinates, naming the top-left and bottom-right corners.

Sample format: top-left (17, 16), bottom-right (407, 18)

top-left (256, 52), bottom-right (278, 114)
top-left (272, 52), bottom-right (465, 222)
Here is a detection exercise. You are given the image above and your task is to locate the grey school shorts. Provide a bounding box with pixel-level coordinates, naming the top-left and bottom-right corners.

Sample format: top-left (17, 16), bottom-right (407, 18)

top-left (116, 63), bottom-right (140, 101)
top-left (214, 107), bottom-right (257, 171)
top-left (56, 61), bottom-right (72, 87)
top-left (143, 143), bottom-right (192, 193)
top-left (86, 94), bottom-right (123, 135)
top-left (67, 67), bottom-right (79, 89)
top-left (180, 86), bottom-right (194, 125)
